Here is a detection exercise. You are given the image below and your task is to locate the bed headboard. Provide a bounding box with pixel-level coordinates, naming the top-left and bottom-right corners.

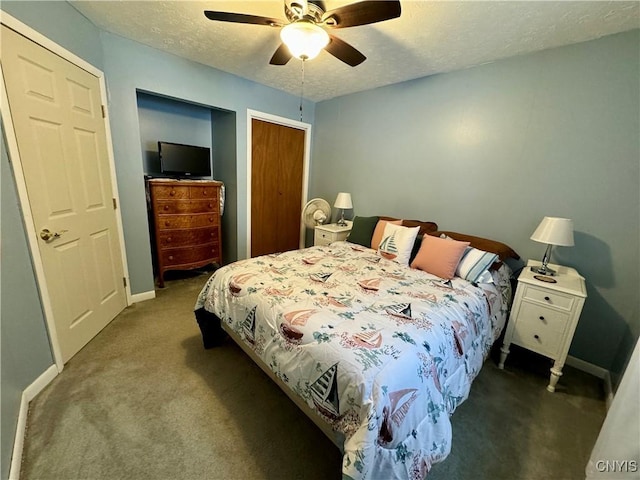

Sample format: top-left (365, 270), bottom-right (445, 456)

top-left (379, 216), bottom-right (438, 236)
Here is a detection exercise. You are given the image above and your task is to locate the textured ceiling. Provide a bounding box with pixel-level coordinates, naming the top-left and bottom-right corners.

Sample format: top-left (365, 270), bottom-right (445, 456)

top-left (71, 1), bottom-right (640, 102)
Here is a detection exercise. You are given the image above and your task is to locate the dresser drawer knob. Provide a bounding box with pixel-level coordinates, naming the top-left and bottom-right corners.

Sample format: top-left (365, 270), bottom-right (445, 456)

top-left (203, 190), bottom-right (208, 196)
top-left (208, 203), bottom-right (213, 208)
top-left (165, 221), bottom-right (170, 227)
top-left (170, 190), bottom-right (176, 196)
top-left (544, 296), bottom-right (550, 301)
top-left (209, 217), bottom-right (214, 222)
top-left (164, 205), bottom-right (169, 210)
top-left (539, 316), bottom-right (545, 321)
top-left (166, 237), bottom-right (172, 243)
top-left (168, 255), bottom-right (174, 260)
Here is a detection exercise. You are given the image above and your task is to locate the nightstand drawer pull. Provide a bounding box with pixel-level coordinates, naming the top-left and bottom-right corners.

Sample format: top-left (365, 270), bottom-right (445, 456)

top-left (534, 334), bottom-right (540, 340)
top-left (539, 316), bottom-right (545, 321)
top-left (544, 296), bottom-right (550, 301)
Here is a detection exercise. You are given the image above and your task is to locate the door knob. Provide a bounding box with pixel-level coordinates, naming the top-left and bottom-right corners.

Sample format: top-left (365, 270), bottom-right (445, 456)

top-left (40, 228), bottom-right (66, 242)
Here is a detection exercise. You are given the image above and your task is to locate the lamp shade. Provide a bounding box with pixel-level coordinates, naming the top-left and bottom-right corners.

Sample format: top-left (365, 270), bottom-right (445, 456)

top-left (334, 192), bottom-right (353, 209)
top-left (530, 217), bottom-right (574, 246)
top-left (280, 20), bottom-right (329, 60)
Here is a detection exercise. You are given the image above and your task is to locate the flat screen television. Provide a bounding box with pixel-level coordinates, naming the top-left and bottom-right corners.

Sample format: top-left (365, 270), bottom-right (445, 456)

top-left (158, 141), bottom-right (211, 177)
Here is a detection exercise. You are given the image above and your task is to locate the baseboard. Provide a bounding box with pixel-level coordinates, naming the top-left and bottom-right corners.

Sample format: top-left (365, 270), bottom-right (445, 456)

top-left (130, 290), bottom-right (156, 303)
top-left (566, 355), bottom-right (614, 409)
top-left (9, 365), bottom-right (58, 480)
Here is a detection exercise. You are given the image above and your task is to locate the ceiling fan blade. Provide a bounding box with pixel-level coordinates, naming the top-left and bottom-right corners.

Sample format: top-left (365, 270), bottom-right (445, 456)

top-left (270, 44), bottom-right (293, 65)
top-left (204, 11), bottom-right (284, 27)
top-left (324, 35), bottom-right (366, 67)
top-left (322, 0), bottom-right (401, 28)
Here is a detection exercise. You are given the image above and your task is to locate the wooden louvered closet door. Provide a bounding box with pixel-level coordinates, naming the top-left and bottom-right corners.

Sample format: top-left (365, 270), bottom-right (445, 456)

top-left (251, 119), bottom-right (305, 257)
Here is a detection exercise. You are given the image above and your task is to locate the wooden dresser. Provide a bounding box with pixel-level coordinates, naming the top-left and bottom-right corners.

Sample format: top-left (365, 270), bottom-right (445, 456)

top-left (148, 179), bottom-right (222, 287)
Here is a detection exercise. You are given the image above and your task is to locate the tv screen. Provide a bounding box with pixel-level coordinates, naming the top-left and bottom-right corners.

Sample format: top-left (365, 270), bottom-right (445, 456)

top-left (158, 141), bottom-right (211, 177)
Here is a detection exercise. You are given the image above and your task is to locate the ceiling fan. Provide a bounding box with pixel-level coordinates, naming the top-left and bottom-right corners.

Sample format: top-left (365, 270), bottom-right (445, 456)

top-left (204, 1), bottom-right (401, 67)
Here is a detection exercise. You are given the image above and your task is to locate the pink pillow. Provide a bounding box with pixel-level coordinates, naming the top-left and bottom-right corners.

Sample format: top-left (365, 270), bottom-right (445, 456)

top-left (411, 234), bottom-right (470, 279)
top-left (371, 220), bottom-right (402, 250)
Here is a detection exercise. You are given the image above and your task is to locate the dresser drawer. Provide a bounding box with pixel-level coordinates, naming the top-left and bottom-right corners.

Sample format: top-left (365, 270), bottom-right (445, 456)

top-left (160, 244), bottom-right (220, 267)
top-left (155, 199), bottom-right (219, 215)
top-left (516, 301), bottom-right (570, 334)
top-left (157, 214), bottom-right (219, 229)
top-left (157, 228), bottom-right (219, 248)
top-left (151, 185), bottom-right (191, 199)
top-left (521, 284), bottom-right (575, 311)
top-left (189, 185), bottom-right (219, 199)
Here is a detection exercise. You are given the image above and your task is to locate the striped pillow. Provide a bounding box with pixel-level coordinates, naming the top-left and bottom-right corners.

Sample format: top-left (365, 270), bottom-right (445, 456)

top-left (456, 247), bottom-right (499, 283)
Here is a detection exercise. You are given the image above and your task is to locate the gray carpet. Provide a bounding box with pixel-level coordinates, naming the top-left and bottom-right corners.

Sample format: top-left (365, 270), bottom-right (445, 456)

top-left (21, 271), bottom-right (606, 480)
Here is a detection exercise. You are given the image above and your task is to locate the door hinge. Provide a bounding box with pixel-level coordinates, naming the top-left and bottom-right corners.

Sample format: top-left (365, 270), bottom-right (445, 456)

top-left (123, 277), bottom-right (127, 288)
top-left (112, 198), bottom-right (117, 210)
top-left (101, 105), bottom-right (106, 118)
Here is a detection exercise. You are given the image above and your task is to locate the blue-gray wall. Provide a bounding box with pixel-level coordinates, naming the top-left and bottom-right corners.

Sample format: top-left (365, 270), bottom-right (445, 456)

top-left (311, 30), bottom-right (640, 378)
top-left (1, 123), bottom-right (56, 480)
top-left (137, 92), bottom-right (214, 177)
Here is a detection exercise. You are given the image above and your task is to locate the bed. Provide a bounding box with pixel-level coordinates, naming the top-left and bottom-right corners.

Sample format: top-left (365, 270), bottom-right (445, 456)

top-left (194, 217), bottom-right (518, 479)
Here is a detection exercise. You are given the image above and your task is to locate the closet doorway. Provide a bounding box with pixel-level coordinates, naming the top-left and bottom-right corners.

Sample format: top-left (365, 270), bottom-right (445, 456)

top-left (248, 111), bottom-right (310, 258)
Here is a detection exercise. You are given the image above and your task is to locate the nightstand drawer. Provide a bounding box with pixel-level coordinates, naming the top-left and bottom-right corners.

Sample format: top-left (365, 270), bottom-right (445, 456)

top-left (315, 230), bottom-right (333, 243)
top-left (517, 301), bottom-right (570, 333)
top-left (315, 230), bottom-right (348, 245)
top-left (522, 285), bottom-right (575, 311)
top-left (512, 321), bottom-right (563, 358)
top-left (314, 223), bottom-right (352, 246)
top-left (314, 231), bottom-right (332, 246)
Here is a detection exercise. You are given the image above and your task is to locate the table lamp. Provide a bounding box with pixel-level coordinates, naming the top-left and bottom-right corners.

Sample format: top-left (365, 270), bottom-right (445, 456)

top-left (530, 216), bottom-right (574, 276)
top-left (334, 193), bottom-right (352, 227)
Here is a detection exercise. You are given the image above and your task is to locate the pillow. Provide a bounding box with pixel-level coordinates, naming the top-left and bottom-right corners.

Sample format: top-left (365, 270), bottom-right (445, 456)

top-left (456, 247), bottom-right (499, 283)
top-left (409, 234), bottom-right (423, 265)
top-left (411, 234), bottom-right (470, 279)
top-left (346, 216), bottom-right (379, 248)
top-left (378, 223), bottom-right (420, 266)
top-left (371, 219), bottom-right (402, 251)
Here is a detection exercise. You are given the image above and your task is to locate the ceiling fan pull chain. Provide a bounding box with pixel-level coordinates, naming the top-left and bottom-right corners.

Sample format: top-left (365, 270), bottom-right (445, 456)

top-left (299, 59), bottom-right (305, 121)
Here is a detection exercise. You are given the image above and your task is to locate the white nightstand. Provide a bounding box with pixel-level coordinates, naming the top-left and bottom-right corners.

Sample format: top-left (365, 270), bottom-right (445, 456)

top-left (499, 259), bottom-right (587, 392)
top-left (314, 222), bottom-right (352, 246)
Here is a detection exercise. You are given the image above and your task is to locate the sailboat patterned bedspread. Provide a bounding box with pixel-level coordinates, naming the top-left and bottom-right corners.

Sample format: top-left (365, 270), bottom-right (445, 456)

top-left (195, 241), bottom-right (512, 479)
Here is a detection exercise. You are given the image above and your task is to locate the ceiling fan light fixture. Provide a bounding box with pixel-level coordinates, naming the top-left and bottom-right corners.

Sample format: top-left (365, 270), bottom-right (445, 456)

top-left (280, 20), bottom-right (329, 60)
